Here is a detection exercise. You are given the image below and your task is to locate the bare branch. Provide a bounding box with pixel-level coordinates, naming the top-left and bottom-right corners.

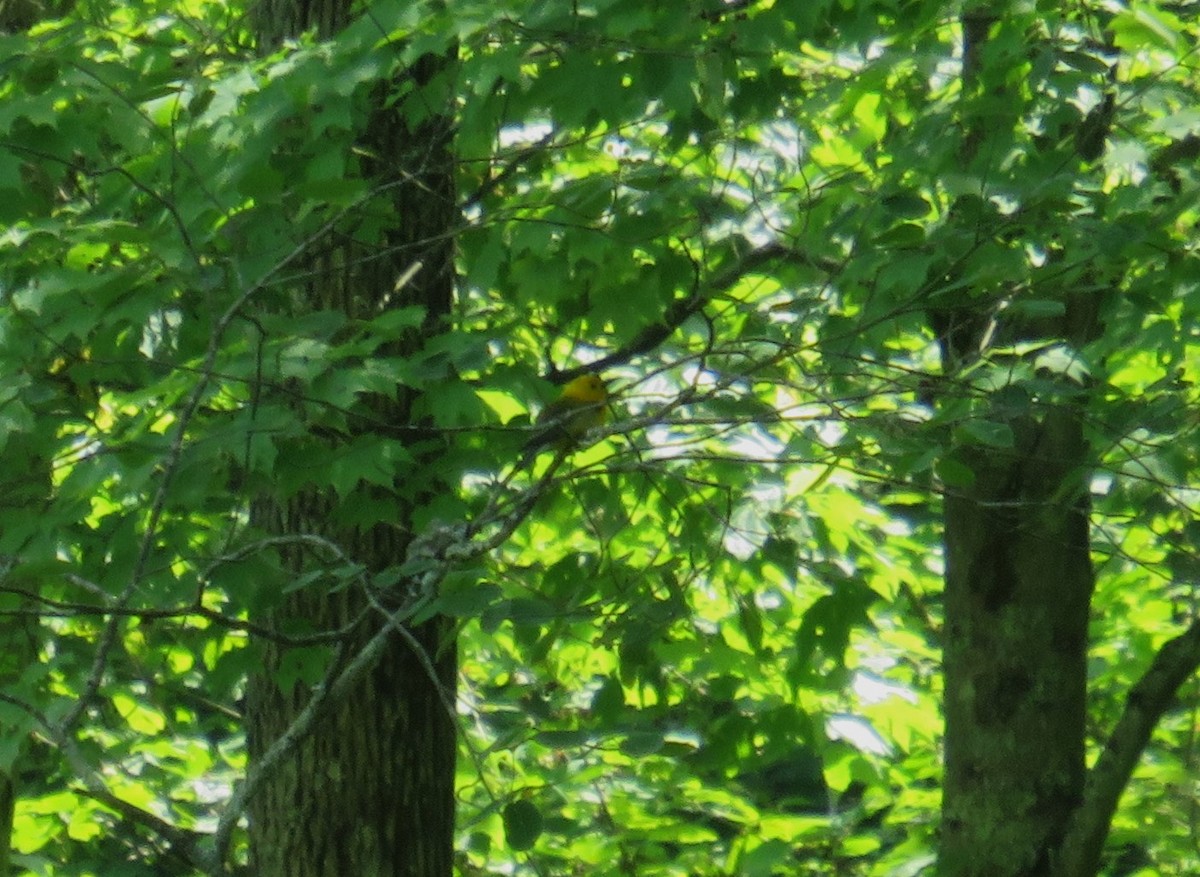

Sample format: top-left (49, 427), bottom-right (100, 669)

top-left (1057, 618), bottom-right (1200, 877)
top-left (209, 586), bottom-right (430, 871)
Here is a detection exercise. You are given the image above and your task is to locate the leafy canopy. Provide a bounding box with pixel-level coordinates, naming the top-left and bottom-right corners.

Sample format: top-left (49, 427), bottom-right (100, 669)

top-left (0, 0), bottom-right (1198, 874)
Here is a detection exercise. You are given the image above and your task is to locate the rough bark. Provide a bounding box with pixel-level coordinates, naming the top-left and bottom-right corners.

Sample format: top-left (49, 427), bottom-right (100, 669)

top-left (940, 406), bottom-right (1094, 876)
top-left (937, 9), bottom-right (1098, 875)
top-left (243, 1), bottom-right (458, 874)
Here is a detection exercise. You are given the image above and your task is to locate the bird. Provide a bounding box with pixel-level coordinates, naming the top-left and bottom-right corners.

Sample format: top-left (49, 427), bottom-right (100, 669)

top-left (519, 374), bottom-right (609, 466)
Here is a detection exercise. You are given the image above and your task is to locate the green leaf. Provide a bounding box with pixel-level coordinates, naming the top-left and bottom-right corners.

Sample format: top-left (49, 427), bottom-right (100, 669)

top-left (954, 419), bottom-right (1014, 449)
top-left (880, 191), bottom-right (932, 218)
top-left (619, 730), bottom-right (664, 757)
top-left (369, 305), bottom-right (427, 338)
top-left (502, 800), bottom-right (543, 852)
top-left (1111, 3), bottom-right (1186, 53)
top-left (737, 598), bottom-right (764, 652)
top-left (436, 579), bottom-right (501, 617)
top-left (935, 456), bottom-right (977, 488)
top-left (327, 436), bottom-right (415, 497)
top-left (1007, 299), bottom-right (1065, 319)
top-left (741, 838), bottom-right (793, 877)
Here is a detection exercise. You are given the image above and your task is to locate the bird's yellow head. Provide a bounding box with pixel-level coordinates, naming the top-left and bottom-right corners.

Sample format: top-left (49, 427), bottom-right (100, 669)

top-left (558, 374), bottom-right (608, 404)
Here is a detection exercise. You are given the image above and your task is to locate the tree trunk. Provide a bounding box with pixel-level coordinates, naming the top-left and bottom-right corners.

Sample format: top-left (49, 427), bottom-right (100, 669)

top-left (244, 2), bottom-right (458, 875)
top-left (936, 11), bottom-right (1103, 874)
top-left (940, 406), bottom-right (1094, 875)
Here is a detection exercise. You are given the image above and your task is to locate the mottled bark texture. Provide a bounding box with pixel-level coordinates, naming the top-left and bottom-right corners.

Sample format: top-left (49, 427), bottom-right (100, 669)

top-left (937, 9), bottom-right (1102, 875)
top-left (940, 406), bottom-right (1094, 875)
top-left (244, 2), bottom-right (458, 875)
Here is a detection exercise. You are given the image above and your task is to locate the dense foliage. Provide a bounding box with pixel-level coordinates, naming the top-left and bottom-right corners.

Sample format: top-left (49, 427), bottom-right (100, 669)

top-left (0, 0), bottom-right (1197, 874)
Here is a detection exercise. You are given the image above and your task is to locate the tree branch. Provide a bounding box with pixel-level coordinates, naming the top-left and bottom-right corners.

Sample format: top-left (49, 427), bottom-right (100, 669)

top-left (209, 586), bottom-right (449, 871)
top-left (1056, 618), bottom-right (1200, 877)
top-left (57, 190), bottom-right (402, 736)
top-left (552, 241), bottom-right (829, 382)
top-left (0, 692), bottom-right (210, 870)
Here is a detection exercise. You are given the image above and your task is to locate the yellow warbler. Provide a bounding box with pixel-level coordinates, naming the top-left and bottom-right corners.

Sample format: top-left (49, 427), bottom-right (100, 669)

top-left (520, 374), bottom-right (609, 464)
